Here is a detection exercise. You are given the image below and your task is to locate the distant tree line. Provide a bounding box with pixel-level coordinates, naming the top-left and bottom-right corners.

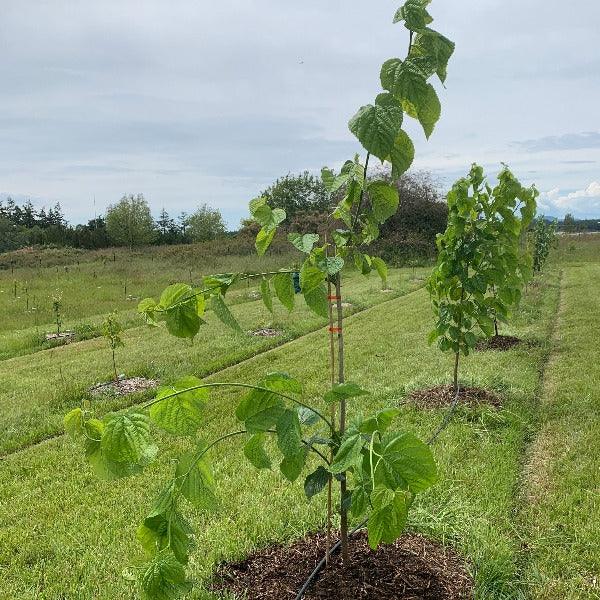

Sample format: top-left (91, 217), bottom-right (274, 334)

top-left (1, 169), bottom-right (452, 263)
top-left (0, 195), bottom-right (227, 253)
top-left (559, 212), bottom-right (600, 233)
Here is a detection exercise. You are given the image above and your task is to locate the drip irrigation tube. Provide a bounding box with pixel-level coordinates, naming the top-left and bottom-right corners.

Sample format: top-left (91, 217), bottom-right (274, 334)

top-left (294, 385), bottom-right (461, 600)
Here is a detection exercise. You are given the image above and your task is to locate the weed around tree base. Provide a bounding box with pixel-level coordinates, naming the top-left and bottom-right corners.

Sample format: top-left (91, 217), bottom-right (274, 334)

top-left (408, 385), bottom-right (501, 409)
top-left (211, 531), bottom-right (473, 600)
top-left (90, 376), bottom-right (158, 397)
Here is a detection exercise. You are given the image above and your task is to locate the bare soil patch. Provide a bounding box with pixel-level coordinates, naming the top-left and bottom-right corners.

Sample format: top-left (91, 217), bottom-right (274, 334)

top-left (90, 376), bottom-right (158, 397)
top-left (211, 530), bottom-right (473, 600)
top-left (408, 385), bottom-right (501, 409)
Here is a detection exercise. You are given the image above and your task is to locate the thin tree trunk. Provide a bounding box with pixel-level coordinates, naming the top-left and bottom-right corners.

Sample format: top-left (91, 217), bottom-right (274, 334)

top-left (112, 348), bottom-right (118, 383)
top-left (334, 274), bottom-right (349, 561)
top-left (494, 319), bottom-right (499, 337)
top-left (453, 350), bottom-right (459, 392)
top-left (325, 275), bottom-right (336, 567)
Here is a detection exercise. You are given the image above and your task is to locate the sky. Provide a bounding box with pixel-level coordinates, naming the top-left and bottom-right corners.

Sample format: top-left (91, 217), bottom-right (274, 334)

top-left (1, 0), bottom-right (599, 228)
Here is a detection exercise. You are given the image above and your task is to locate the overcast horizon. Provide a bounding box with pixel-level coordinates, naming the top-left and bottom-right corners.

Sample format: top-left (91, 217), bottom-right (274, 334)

top-left (1, 0), bottom-right (599, 228)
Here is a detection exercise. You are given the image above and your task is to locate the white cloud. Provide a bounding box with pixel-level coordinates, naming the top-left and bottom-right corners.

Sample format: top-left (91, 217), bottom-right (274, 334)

top-left (539, 182), bottom-right (600, 217)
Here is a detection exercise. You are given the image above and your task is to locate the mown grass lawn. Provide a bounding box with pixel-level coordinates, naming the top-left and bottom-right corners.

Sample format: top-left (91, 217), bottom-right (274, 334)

top-left (520, 262), bottom-right (600, 599)
top-left (0, 267), bottom-right (560, 599)
top-left (0, 268), bottom-right (426, 455)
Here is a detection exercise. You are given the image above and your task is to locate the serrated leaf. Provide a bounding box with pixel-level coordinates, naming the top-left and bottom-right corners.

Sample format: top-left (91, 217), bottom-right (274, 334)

top-left (330, 433), bottom-right (363, 474)
top-left (273, 272), bottom-right (295, 312)
top-left (297, 406), bottom-right (320, 426)
top-left (260, 277), bottom-right (273, 313)
top-left (288, 232), bottom-right (319, 254)
top-left (371, 432), bottom-right (437, 493)
top-left (211, 294), bottom-right (242, 333)
top-left (244, 433), bottom-right (271, 470)
top-left (175, 450), bottom-right (218, 511)
top-left (358, 408), bottom-right (400, 434)
top-left (159, 284), bottom-right (194, 310)
top-left (416, 83), bottom-right (441, 138)
top-left (255, 225), bottom-right (276, 256)
top-left (150, 377), bottom-right (208, 436)
top-left (413, 27), bottom-right (455, 83)
top-left (140, 551), bottom-right (192, 600)
top-left (164, 304), bottom-right (201, 339)
top-left (394, 0), bottom-right (432, 30)
top-left (317, 256), bottom-right (345, 276)
top-left (371, 256), bottom-right (388, 288)
top-left (368, 181), bottom-right (400, 223)
top-left (102, 410), bottom-right (152, 464)
top-left (300, 262), bottom-right (328, 318)
top-left (64, 407), bottom-right (84, 438)
top-left (276, 409), bottom-right (303, 458)
top-left (348, 101), bottom-right (403, 162)
top-left (367, 489), bottom-right (410, 549)
top-left (324, 382), bottom-right (370, 405)
top-left (279, 447), bottom-right (307, 482)
top-left (304, 466), bottom-right (330, 499)
top-left (389, 130), bottom-right (415, 178)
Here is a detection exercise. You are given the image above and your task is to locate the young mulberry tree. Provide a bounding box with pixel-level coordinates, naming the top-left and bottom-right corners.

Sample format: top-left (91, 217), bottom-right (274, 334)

top-left (65, 1), bottom-right (455, 598)
top-left (428, 164), bottom-right (537, 389)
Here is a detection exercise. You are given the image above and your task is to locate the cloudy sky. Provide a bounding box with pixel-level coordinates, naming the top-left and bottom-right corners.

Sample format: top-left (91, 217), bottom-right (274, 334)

top-left (1, 0), bottom-right (599, 227)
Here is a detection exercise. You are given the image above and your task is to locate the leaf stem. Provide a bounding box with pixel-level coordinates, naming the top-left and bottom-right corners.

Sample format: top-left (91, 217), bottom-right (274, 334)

top-left (141, 382), bottom-right (333, 432)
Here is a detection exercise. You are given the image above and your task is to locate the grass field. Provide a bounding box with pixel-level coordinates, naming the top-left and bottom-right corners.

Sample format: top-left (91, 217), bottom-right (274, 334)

top-left (0, 236), bottom-right (599, 599)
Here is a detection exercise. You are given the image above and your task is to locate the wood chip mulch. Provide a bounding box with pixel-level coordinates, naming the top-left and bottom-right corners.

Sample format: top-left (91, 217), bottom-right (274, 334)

top-left (211, 531), bottom-right (473, 600)
top-left (408, 385), bottom-right (501, 409)
top-left (45, 331), bottom-right (75, 342)
top-left (250, 328), bottom-right (282, 337)
top-left (476, 335), bottom-right (522, 351)
top-left (90, 377), bottom-right (158, 397)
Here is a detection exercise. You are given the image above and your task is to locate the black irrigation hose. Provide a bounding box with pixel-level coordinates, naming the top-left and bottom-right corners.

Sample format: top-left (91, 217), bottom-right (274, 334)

top-left (294, 385), bottom-right (461, 600)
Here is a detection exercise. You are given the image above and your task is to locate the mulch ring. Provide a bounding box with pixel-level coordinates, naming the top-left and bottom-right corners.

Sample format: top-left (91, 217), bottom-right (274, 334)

top-left (45, 331), bottom-right (75, 343)
top-left (90, 377), bottom-right (158, 397)
top-left (249, 328), bottom-right (282, 337)
top-left (476, 335), bottom-right (523, 351)
top-left (408, 385), bottom-right (501, 409)
top-left (211, 530), bottom-right (473, 600)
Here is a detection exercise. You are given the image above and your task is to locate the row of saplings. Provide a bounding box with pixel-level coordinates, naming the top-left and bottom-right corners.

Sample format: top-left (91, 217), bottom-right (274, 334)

top-left (63, 3), bottom-right (554, 599)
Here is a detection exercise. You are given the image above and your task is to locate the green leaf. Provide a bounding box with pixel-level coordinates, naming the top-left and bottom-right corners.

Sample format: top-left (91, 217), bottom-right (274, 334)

top-left (297, 406), bottom-right (321, 426)
top-left (260, 278), bottom-right (273, 313)
top-left (368, 181), bottom-right (399, 223)
top-left (348, 100), bottom-right (403, 161)
top-left (393, 0), bottom-right (432, 30)
top-left (244, 433), bottom-right (271, 470)
top-left (279, 447), bottom-right (307, 482)
top-left (288, 232), bottom-right (319, 254)
top-left (300, 262), bottom-right (328, 318)
top-left (164, 304), bottom-right (201, 339)
top-left (255, 226), bottom-right (276, 256)
top-left (317, 256), bottom-right (345, 276)
top-left (64, 407), bottom-right (84, 438)
top-left (372, 432), bottom-right (437, 493)
top-left (102, 410), bottom-right (152, 464)
top-left (367, 488), bottom-right (410, 549)
top-left (159, 284), bottom-right (194, 310)
top-left (358, 408), bottom-right (400, 434)
top-left (371, 257), bottom-right (388, 288)
top-left (304, 466), bottom-right (330, 499)
top-left (140, 551), bottom-right (192, 600)
top-left (416, 83), bottom-right (441, 139)
top-left (175, 450), bottom-right (218, 511)
top-left (211, 295), bottom-right (242, 333)
top-left (235, 373), bottom-right (300, 430)
top-left (413, 27), bottom-right (455, 83)
top-left (330, 433), bottom-right (364, 474)
top-left (150, 377), bottom-right (208, 436)
top-left (389, 130), bottom-right (415, 178)
top-left (276, 409), bottom-right (303, 457)
top-left (324, 382), bottom-right (370, 405)
top-left (273, 272), bottom-right (295, 311)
